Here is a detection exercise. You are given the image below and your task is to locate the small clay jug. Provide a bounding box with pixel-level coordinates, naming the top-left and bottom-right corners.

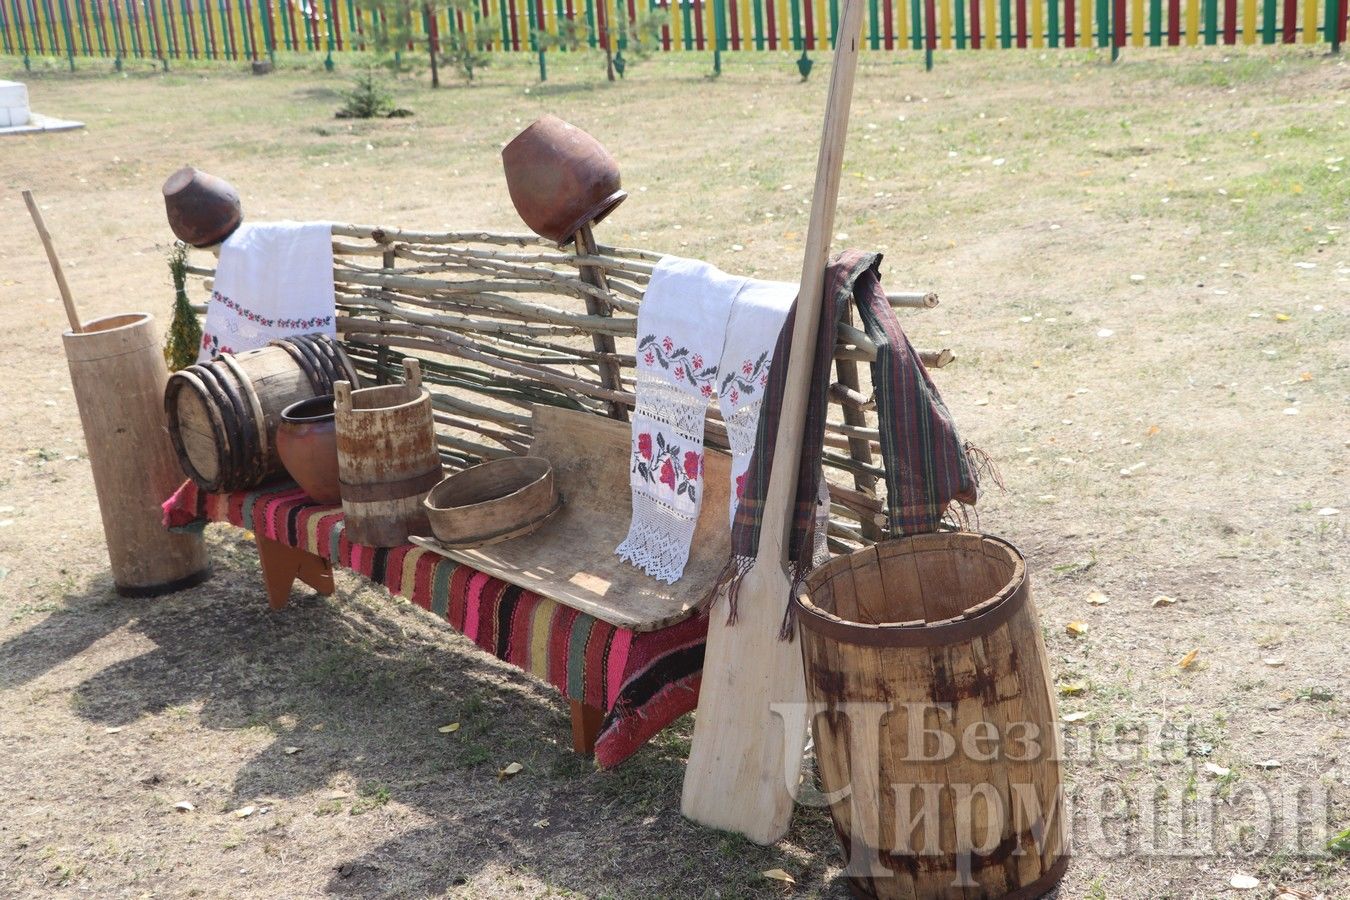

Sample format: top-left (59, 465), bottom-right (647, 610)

top-left (162, 166), bottom-right (243, 248)
top-left (501, 115), bottom-right (627, 245)
top-left (276, 395), bottom-right (341, 505)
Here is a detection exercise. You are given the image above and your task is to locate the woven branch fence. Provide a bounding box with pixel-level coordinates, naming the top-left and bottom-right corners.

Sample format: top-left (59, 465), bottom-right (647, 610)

top-left (186, 225), bottom-right (953, 552)
top-left (2, 0), bottom-right (1342, 68)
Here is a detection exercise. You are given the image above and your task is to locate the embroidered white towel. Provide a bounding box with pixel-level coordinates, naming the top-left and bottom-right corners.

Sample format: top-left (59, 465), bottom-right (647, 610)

top-left (616, 256), bottom-right (795, 583)
top-left (616, 257), bottom-right (746, 583)
top-left (716, 275), bottom-right (797, 523)
top-left (199, 221), bottom-right (336, 362)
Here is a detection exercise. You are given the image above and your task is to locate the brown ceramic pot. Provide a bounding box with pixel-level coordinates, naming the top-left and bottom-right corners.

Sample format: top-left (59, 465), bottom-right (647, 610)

top-left (162, 166), bottom-right (243, 248)
top-left (276, 395), bottom-right (341, 505)
top-left (501, 115), bottom-right (627, 245)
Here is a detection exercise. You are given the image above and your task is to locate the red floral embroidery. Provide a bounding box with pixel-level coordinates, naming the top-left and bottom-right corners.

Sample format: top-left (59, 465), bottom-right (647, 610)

top-left (721, 350), bottom-right (770, 404)
top-left (631, 431), bottom-right (700, 502)
top-left (683, 451), bottom-right (701, 480)
top-left (638, 335), bottom-right (719, 395)
top-left (736, 472), bottom-right (747, 498)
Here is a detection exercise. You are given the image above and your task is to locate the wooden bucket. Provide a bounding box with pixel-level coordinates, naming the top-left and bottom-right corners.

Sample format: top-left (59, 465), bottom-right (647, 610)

top-left (63, 313), bottom-right (210, 596)
top-left (793, 533), bottom-right (1068, 900)
top-left (164, 333), bottom-right (359, 493)
top-left (334, 358), bottom-right (442, 548)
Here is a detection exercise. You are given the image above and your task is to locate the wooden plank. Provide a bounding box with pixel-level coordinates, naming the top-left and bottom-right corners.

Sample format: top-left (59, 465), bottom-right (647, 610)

top-left (412, 405), bottom-right (733, 632)
top-left (681, 0), bottom-right (867, 846)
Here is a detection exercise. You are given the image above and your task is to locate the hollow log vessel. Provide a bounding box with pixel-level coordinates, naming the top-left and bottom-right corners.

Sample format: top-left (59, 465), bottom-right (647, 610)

top-left (794, 533), bottom-right (1068, 900)
top-left (335, 358), bottom-right (442, 547)
top-left (63, 313), bottom-right (210, 596)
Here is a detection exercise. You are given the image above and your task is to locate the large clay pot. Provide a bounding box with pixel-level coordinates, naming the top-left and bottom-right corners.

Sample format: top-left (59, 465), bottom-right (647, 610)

top-left (501, 115), bottom-right (627, 245)
top-left (162, 166), bottom-right (243, 247)
top-left (276, 395), bottom-right (341, 506)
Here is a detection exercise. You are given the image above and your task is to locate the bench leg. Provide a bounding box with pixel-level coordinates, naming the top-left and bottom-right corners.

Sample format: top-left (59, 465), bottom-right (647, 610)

top-left (255, 533), bottom-right (335, 610)
top-left (570, 700), bottom-right (604, 756)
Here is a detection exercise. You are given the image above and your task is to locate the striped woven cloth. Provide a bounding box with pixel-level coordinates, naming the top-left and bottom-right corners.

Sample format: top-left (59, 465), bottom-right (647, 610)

top-left (721, 250), bottom-right (979, 631)
top-left (163, 480), bottom-right (706, 768)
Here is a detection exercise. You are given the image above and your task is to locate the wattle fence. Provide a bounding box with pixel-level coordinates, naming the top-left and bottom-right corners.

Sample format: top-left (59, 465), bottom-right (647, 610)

top-left (1, 0), bottom-right (1343, 69)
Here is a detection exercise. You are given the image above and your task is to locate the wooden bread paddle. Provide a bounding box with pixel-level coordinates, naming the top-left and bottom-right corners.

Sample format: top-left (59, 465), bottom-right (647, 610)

top-left (680, 0), bottom-right (868, 845)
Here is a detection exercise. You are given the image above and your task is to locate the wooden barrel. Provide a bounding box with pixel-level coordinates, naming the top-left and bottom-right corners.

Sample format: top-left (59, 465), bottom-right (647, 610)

top-left (164, 333), bottom-right (359, 492)
top-left (63, 314), bottom-right (210, 597)
top-left (793, 533), bottom-right (1068, 900)
top-left (334, 358), bottom-right (442, 547)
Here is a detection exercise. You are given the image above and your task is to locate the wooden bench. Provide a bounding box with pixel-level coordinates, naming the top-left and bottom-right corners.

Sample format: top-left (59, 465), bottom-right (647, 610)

top-left (183, 225), bottom-right (954, 762)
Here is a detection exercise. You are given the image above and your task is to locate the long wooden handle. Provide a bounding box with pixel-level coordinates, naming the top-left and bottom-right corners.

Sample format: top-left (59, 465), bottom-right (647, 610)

top-left (21, 190), bottom-right (83, 334)
top-left (753, 0), bottom-right (866, 566)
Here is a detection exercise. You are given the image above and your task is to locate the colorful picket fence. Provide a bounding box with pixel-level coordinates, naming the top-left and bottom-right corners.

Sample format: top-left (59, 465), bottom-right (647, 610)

top-left (0, 0), bottom-right (1343, 66)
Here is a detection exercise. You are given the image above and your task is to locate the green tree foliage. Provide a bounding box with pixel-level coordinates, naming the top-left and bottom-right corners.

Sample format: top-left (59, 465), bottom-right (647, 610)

top-left (336, 67), bottom-right (401, 117)
top-left (358, 0), bottom-right (497, 85)
top-left (438, 7), bottom-right (496, 82)
top-left (532, 8), bottom-right (667, 80)
top-left (615, 7), bottom-right (668, 60)
top-left (533, 16), bottom-right (591, 53)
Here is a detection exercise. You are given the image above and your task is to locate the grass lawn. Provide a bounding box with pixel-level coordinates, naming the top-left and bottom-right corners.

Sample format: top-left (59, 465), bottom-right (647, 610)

top-left (0, 44), bottom-right (1346, 898)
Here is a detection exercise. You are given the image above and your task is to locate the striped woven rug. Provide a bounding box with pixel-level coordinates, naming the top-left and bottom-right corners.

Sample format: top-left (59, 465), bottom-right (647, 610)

top-left (164, 480), bottom-right (706, 768)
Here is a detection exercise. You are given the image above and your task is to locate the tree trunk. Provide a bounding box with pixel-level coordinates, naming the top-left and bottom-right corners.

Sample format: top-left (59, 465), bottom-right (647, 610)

top-left (426, 3), bottom-right (441, 88)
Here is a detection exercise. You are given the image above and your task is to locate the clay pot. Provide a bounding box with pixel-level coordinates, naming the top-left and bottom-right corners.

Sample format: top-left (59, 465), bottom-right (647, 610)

top-left (501, 115), bottom-right (627, 245)
top-left (276, 395), bottom-right (341, 505)
top-left (162, 166), bottom-right (243, 248)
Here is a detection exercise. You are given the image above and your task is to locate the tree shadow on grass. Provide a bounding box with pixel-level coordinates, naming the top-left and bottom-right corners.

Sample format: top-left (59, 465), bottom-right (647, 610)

top-left (0, 572), bottom-right (135, 692)
top-left (0, 531), bottom-right (847, 897)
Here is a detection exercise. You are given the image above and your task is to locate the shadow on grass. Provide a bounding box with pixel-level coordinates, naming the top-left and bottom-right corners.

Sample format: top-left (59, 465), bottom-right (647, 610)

top-left (0, 529), bottom-right (848, 897)
top-left (0, 575), bottom-right (134, 691)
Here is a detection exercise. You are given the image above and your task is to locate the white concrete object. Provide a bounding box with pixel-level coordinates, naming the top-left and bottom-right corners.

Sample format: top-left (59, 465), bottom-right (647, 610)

top-left (0, 80), bottom-right (31, 128)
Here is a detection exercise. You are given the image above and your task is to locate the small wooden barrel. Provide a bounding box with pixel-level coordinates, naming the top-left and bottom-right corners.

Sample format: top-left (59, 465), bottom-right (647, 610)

top-left (334, 358), bottom-right (442, 548)
top-left (423, 456), bottom-right (560, 548)
top-left (164, 334), bottom-right (359, 493)
top-left (794, 533), bottom-right (1068, 900)
top-left (63, 314), bottom-right (210, 596)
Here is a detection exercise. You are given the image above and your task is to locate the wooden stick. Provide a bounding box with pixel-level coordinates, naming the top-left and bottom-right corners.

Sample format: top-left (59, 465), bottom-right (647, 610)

top-left (888, 291), bottom-right (939, 309)
top-left (21, 190), bottom-right (83, 333)
top-left (574, 223), bottom-right (627, 421)
top-left (829, 382), bottom-right (874, 411)
top-left (682, 0), bottom-right (867, 847)
top-left (833, 305), bottom-right (883, 542)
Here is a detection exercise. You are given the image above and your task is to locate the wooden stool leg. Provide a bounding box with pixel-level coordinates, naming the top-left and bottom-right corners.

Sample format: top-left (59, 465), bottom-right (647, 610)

top-left (569, 700), bottom-right (604, 756)
top-left (255, 533), bottom-right (335, 610)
